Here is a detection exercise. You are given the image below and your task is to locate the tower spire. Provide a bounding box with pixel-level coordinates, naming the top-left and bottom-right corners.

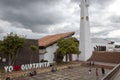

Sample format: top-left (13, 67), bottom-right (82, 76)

top-left (79, 0), bottom-right (92, 61)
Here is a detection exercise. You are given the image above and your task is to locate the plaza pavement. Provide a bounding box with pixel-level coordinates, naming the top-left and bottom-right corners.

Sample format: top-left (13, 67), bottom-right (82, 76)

top-left (14, 66), bottom-right (110, 80)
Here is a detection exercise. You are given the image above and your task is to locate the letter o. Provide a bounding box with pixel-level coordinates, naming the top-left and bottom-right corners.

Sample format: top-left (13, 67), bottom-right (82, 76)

top-left (21, 65), bottom-right (25, 71)
top-left (9, 66), bottom-right (13, 72)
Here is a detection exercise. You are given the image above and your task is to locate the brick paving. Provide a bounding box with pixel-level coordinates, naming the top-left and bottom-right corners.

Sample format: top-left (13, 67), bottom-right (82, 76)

top-left (14, 66), bottom-right (110, 80)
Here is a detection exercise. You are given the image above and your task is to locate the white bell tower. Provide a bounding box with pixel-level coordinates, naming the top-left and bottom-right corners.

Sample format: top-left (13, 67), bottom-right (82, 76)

top-left (79, 0), bottom-right (92, 61)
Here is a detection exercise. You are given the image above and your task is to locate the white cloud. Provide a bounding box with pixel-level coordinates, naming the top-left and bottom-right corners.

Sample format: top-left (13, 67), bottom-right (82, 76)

top-left (91, 27), bottom-right (107, 33)
top-left (107, 30), bottom-right (120, 38)
top-left (0, 19), bottom-right (44, 40)
top-left (108, 0), bottom-right (120, 16)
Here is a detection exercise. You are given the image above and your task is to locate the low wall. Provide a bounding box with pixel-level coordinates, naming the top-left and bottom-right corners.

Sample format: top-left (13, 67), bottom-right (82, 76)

top-left (0, 62), bottom-right (80, 80)
top-left (88, 51), bottom-right (120, 63)
top-left (81, 62), bottom-right (114, 69)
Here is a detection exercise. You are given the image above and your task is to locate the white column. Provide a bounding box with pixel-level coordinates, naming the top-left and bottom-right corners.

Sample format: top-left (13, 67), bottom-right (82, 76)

top-left (79, 0), bottom-right (92, 61)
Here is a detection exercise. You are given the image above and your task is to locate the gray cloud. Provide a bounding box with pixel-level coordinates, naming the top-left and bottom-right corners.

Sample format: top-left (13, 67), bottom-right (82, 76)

top-left (0, 0), bottom-right (120, 41)
top-left (110, 15), bottom-right (120, 23)
top-left (0, 29), bottom-right (3, 33)
top-left (92, 31), bottom-right (109, 38)
top-left (71, 0), bottom-right (114, 5)
top-left (90, 0), bottom-right (113, 5)
top-left (0, 0), bottom-right (66, 33)
top-left (0, 0), bottom-right (59, 9)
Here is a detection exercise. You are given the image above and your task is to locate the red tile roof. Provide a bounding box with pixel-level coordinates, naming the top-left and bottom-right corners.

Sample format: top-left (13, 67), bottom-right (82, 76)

top-left (38, 32), bottom-right (75, 47)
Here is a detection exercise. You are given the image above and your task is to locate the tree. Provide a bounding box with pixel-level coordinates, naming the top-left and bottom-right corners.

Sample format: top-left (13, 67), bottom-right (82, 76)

top-left (0, 32), bottom-right (25, 65)
top-left (29, 45), bottom-right (38, 63)
top-left (55, 37), bottom-right (80, 63)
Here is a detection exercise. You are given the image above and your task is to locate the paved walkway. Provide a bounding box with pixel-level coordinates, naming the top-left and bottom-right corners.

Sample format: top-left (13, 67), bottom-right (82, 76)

top-left (14, 66), bottom-right (110, 80)
top-left (83, 61), bottom-right (117, 67)
top-left (93, 62), bottom-right (117, 67)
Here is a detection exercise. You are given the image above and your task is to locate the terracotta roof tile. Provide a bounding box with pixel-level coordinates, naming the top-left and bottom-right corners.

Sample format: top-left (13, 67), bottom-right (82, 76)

top-left (38, 32), bottom-right (75, 47)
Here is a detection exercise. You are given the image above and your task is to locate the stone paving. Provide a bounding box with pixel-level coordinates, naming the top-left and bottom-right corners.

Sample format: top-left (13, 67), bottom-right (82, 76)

top-left (14, 66), bottom-right (110, 80)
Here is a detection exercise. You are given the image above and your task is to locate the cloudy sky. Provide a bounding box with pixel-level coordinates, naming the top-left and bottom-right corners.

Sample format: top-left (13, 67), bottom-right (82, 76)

top-left (0, 0), bottom-right (120, 41)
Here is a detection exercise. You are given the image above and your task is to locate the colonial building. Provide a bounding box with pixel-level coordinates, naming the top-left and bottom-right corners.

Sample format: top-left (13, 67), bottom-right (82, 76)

top-left (38, 32), bottom-right (78, 63)
top-left (91, 38), bottom-right (120, 52)
top-left (92, 38), bottom-right (115, 51)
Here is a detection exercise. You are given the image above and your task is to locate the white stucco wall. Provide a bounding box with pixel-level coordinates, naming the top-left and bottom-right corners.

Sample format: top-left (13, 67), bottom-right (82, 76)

top-left (106, 44), bottom-right (115, 51)
top-left (63, 56), bottom-right (68, 62)
top-left (43, 44), bottom-right (79, 63)
top-left (39, 44), bottom-right (79, 63)
top-left (63, 54), bottom-right (78, 62)
top-left (72, 54), bottom-right (78, 61)
top-left (39, 54), bottom-right (44, 62)
top-left (44, 44), bottom-right (58, 63)
top-left (79, 0), bottom-right (92, 61)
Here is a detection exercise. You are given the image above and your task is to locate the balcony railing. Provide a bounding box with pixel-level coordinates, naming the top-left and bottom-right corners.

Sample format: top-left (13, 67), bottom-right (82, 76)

top-left (101, 63), bottom-right (120, 80)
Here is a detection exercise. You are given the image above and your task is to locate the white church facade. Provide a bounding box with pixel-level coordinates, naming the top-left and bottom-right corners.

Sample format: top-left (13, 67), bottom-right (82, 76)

top-left (38, 32), bottom-right (78, 63)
